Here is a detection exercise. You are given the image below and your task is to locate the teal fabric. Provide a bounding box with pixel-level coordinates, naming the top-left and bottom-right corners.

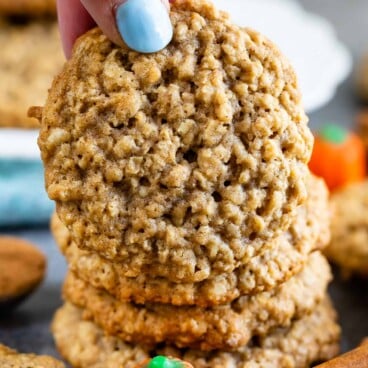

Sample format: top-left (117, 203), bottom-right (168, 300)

top-left (0, 160), bottom-right (53, 226)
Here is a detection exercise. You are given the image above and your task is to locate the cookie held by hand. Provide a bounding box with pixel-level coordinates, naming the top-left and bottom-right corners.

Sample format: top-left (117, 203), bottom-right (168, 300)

top-left (0, 18), bottom-right (63, 128)
top-left (38, 0), bottom-right (312, 282)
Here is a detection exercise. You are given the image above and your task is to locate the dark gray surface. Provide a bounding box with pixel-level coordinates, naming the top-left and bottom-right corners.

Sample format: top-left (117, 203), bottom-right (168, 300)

top-left (0, 228), bottom-right (66, 358)
top-left (1, 0), bottom-right (368, 363)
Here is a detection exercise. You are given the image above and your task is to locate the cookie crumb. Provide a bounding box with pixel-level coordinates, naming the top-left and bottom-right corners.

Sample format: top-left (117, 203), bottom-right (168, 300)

top-left (28, 106), bottom-right (43, 122)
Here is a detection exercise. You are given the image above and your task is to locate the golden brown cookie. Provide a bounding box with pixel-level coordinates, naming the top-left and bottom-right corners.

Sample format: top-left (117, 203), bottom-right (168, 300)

top-left (52, 299), bottom-right (340, 368)
top-left (356, 110), bottom-right (368, 154)
top-left (0, 236), bottom-right (46, 308)
top-left (0, 0), bottom-right (56, 16)
top-left (0, 344), bottom-right (64, 368)
top-left (315, 339), bottom-right (368, 368)
top-left (0, 18), bottom-right (63, 128)
top-left (52, 174), bottom-right (330, 306)
top-left (0, 344), bottom-right (64, 367)
top-left (63, 252), bottom-right (331, 351)
top-left (356, 53), bottom-right (368, 103)
top-left (39, 0), bottom-right (313, 282)
top-left (325, 180), bottom-right (368, 277)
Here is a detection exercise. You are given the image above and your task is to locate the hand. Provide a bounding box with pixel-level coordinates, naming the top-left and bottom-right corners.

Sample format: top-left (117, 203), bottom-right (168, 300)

top-left (57, 0), bottom-right (172, 58)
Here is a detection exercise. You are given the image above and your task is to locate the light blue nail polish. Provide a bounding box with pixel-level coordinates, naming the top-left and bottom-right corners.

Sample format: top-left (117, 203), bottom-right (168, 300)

top-left (116, 0), bottom-right (173, 53)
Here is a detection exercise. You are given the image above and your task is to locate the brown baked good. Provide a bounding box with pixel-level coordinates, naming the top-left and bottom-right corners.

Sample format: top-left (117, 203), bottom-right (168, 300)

top-left (0, 344), bottom-right (64, 367)
top-left (39, 0), bottom-right (313, 283)
top-left (52, 174), bottom-right (330, 305)
top-left (63, 252), bottom-right (331, 351)
top-left (356, 53), bottom-right (368, 103)
top-left (52, 299), bottom-right (340, 368)
top-left (0, 0), bottom-right (56, 16)
top-left (0, 236), bottom-right (46, 309)
top-left (324, 180), bottom-right (368, 277)
top-left (0, 18), bottom-right (63, 128)
top-left (136, 356), bottom-right (194, 368)
top-left (356, 110), bottom-right (368, 153)
top-left (315, 339), bottom-right (368, 367)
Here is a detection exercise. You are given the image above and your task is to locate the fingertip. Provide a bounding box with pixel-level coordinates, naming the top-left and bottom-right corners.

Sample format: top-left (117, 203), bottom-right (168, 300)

top-left (115, 0), bottom-right (173, 53)
top-left (57, 0), bottom-right (95, 59)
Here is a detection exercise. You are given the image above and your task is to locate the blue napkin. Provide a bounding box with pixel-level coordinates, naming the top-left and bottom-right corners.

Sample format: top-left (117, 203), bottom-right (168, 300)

top-left (0, 160), bottom-right (54, 226)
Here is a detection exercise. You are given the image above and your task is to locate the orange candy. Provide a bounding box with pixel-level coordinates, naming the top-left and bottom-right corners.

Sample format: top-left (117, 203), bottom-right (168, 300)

top-left (309, 124), bottom-right (366, 191)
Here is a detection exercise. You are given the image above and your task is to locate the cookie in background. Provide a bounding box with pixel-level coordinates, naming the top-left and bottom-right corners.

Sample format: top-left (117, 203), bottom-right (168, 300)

top-left (0, 16), bottom-right (64, 128)
top-left (0, 0), bottom-right (56, 17)
top-left (0, 236), bottom-right (46, 313)
top-left (0, 1), bottom-right (63, 226)
top-left (0, 344), bottom-right (64, 367)
top-left (324, 180), bottom-right (368, 278)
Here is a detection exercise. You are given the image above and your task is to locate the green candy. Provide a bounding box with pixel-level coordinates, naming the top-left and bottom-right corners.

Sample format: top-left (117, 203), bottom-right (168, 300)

top-left (147, 356), bottom-right (184, 368)
top-left (319, 124), bottom-right (347, 144)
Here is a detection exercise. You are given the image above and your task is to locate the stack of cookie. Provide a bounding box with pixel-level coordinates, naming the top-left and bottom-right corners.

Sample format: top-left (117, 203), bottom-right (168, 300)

top-left (0, 0), bottom-right (63, 128)
top-left (37, 0), bottom-right (340, 366)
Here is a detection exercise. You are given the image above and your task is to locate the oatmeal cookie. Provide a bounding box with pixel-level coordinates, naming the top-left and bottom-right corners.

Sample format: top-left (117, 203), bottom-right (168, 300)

top-left (39, 0), bottom-right (313, 281)
top-left (0, 0), bottom-right (55, 16)
top-left (50, 172), bottom-right (328, 290)
top-left (0, 344), bottom-right (64, 367)
top-left (356, 53), bottom-right (368, 103)
top-left (0, 236), bottom-right (46, 308)
top-left (52, 299), bottom-right (340, 368)
top-left (0, 18), bottom-right (63, 128)
top-left (63, 252), bottom-right (330, 351)
top-left (356, 110), bottom-right (368, 153)
top-left (325, 180), bottom-right (368, 277)
top-left (52, 175), bottom-right (330, 305)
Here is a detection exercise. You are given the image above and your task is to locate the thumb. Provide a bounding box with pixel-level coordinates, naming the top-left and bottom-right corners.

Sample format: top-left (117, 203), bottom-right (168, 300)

top-left (80, 0), bottom-right (172, 53)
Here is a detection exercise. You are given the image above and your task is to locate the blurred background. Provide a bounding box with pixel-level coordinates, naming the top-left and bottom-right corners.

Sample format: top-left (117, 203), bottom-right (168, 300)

top-left (300, 0), bottom-right (368, 130)
top-left (0, 0), bottom-right (367, 359)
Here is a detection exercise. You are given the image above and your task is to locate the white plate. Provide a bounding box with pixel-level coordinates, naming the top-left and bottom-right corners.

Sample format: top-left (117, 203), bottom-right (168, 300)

top-left (212, 0), bottom-right (352, 113)
top-left (0, 129), bottom-right (40, 160)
